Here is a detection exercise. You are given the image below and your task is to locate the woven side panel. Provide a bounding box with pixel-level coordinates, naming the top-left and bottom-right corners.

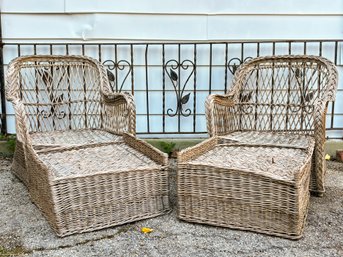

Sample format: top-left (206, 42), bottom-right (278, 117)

top-left (177, 159), bottom-right (312, 239)
top-left (11, 140), bottom-right (27, 185)
top-left (25, 148), bottom-right (60, 232)
top-left (53, 168), bottom-right (169, 236)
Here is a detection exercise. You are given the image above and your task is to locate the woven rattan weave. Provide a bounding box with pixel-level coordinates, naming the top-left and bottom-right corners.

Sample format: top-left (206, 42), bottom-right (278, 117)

top-left (177, 136), bottom-right (315, 239)
top-left (6, 55), bottom-right (169, 236)
top-left (205, 55), bottom-right (338, 195)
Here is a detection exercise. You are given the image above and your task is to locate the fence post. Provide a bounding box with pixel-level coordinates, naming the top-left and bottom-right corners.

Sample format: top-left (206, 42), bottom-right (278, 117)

top-left (0, 11), bottom-right (7, 134)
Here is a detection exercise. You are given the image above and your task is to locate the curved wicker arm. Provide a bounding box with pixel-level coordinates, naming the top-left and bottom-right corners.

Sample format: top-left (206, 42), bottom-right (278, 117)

top-left (11, 100), bottom-right (32, 144)
top-left (312, 100), bottom-right (330, 194)
top-left (102, 92), bottom-right (136, 135)
top-left (123, 133), bottom-right (168, 165)
top-left (205, 94), bottom-right (238, 136)
top-left (5, 58), bottom-right (32, 146)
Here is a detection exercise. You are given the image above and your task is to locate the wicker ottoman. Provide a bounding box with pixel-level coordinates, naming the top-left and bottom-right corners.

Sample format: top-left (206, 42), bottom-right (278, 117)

top-left (28, 134), bottom-right (170, 236)
top-left (177, 136), bottom-right (315, 239)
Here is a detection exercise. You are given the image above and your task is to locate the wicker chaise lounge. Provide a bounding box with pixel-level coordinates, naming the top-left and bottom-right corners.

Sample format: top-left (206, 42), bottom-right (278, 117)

top-left (205, 55), bottom-right (338, 196)
top-left (6, 55), bottom-right (170, 236)
top-left (177, 55), bottom-right (338, 238)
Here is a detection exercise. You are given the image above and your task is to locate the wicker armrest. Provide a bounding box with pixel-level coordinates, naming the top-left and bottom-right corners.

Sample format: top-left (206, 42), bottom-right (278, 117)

top-left (205, 94), bottom-right (238, 137)
top-left (102, 92), bottom-right (136, 135)
top-left (123, 133), bottom-right (168, 166)
top-left (207, 94), bottom-right (236, 107)
top-left (177, 137), bottom-right (218, 163)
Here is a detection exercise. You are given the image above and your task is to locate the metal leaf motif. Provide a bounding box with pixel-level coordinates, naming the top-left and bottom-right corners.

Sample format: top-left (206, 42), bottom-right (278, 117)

top-left (295, 68), bottom-right (302, 78)
top-left (181, 93), bottom-right (190, 104)
top-left (107, 70), bottom-right (115, 82)
top-left (240, 91), bottom-right (253, 102)
top-left (304, 91), bottom-right (315, 102)
top-left (170, 69), bottom-right (178, 81)
top-left (42, 70), bottom-right (52, 85)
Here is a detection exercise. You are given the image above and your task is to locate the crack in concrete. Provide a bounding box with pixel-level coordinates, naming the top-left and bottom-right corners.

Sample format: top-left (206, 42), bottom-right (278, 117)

top-left (24, 224), bottom-right (132, 255)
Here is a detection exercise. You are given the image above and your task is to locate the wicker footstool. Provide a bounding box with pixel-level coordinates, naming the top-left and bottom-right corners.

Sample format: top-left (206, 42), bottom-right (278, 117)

top-left (177, 136), bottom-right (315, 239)
top-left (28, 133), bottom-right (170, 236)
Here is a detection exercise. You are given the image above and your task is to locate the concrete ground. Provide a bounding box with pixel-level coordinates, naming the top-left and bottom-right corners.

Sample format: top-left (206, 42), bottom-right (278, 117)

top-left (0, 157), bottom-right (342, 257)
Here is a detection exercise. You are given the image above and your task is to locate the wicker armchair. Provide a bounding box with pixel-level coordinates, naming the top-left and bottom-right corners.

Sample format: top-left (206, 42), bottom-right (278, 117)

top-left (205, 55), bottom-right (338, 196)
top-left (6, 55), bottom-right (169, 236)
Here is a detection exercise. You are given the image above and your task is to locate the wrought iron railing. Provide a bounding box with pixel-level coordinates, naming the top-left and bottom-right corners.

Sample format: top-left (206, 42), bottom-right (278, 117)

top-left (1, 40), bottom-right (342, 138)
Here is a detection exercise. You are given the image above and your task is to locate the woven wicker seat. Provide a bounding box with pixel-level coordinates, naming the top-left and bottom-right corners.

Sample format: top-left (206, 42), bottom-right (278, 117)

top-left (178, 137), bottom-right (315, 239)
top-left (206, 55), bottom-right (338, 196)
top-left (6, 55), bottom-right (169, 236)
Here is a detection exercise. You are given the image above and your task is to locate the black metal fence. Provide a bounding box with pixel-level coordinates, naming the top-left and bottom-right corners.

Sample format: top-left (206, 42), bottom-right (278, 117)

top-left (1, 40), bottom-right (342, 138)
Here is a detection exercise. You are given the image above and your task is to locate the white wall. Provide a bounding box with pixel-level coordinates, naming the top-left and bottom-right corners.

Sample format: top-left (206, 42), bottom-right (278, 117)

top-left (1, 0), bottom-right (343, 137)
top-left (2, 0), bottom-right (343, 42)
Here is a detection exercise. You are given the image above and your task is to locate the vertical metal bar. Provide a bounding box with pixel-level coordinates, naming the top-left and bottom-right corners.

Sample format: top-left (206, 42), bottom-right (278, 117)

top-left (209, 43), bottom-right (213, 94)
top-left (270, 42), bottom-right (276, 130)
top-left (288, 41), bottom-right (292, 55)
top-left (285, 42), bottom-right (292, 130)
top-left (33, 44), bottom-right (41, 130)
top-left (98, 44), bottom-right (102, 62)
top-left (114, 44), bottom-right (118, 92)
top-left (224, 43), bottom-right (228, 93)
top-left (130, 44), bottom-right (134, 95)
top-left (193, 43), bottom-right (197, 133)
top-left (145, 44), bottom-right (150, 133)
top-left (17, 45), bottom-right (23, 100)
top-left (65, 44), bottom-right (72, 129)
top-left (254, 42), bottom-right (260, 130)
top-left (241, 42), bottom-right (244, 60)
top-left (49, 45), bottom-right (56, 130)
top-left (0, 14), bottom-right (6, 134)
top-left (178, 43), bottom-right (181, 132)
top-left (81, 44), bottom-right (87, 129)
top-left (331, 41), bottom-right (338, 129)
top-left (162, 44), bottom-right (166, 133)
top-left (98, 44), bottom-right (103, 128)
top-left (33, 44), bottom-right (40, 131)
top-left (300, 42), bottom-right (307, 130)
top-left (318, 41), bottom-right (322, 95)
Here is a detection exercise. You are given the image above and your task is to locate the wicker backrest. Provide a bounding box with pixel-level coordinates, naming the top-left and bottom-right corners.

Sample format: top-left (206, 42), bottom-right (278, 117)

top-left (230, 55), bottom-right (338, 133)
top-left (6, 55), bottom-right (110, 133)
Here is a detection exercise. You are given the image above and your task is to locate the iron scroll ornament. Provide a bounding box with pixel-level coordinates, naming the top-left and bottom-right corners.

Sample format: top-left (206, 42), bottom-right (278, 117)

top-left (289, 67), bottom-right (315, 114)
top-left (164, 59), bottom-right (195, 117)
top-left (39, 67), bottom-right (66, 119)
top-left (227, 57), bottom-right (253, 75)
top-left (227, 57), bottom-right (254, 114)
top-left (103, 60), bottom-right (132, 92)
